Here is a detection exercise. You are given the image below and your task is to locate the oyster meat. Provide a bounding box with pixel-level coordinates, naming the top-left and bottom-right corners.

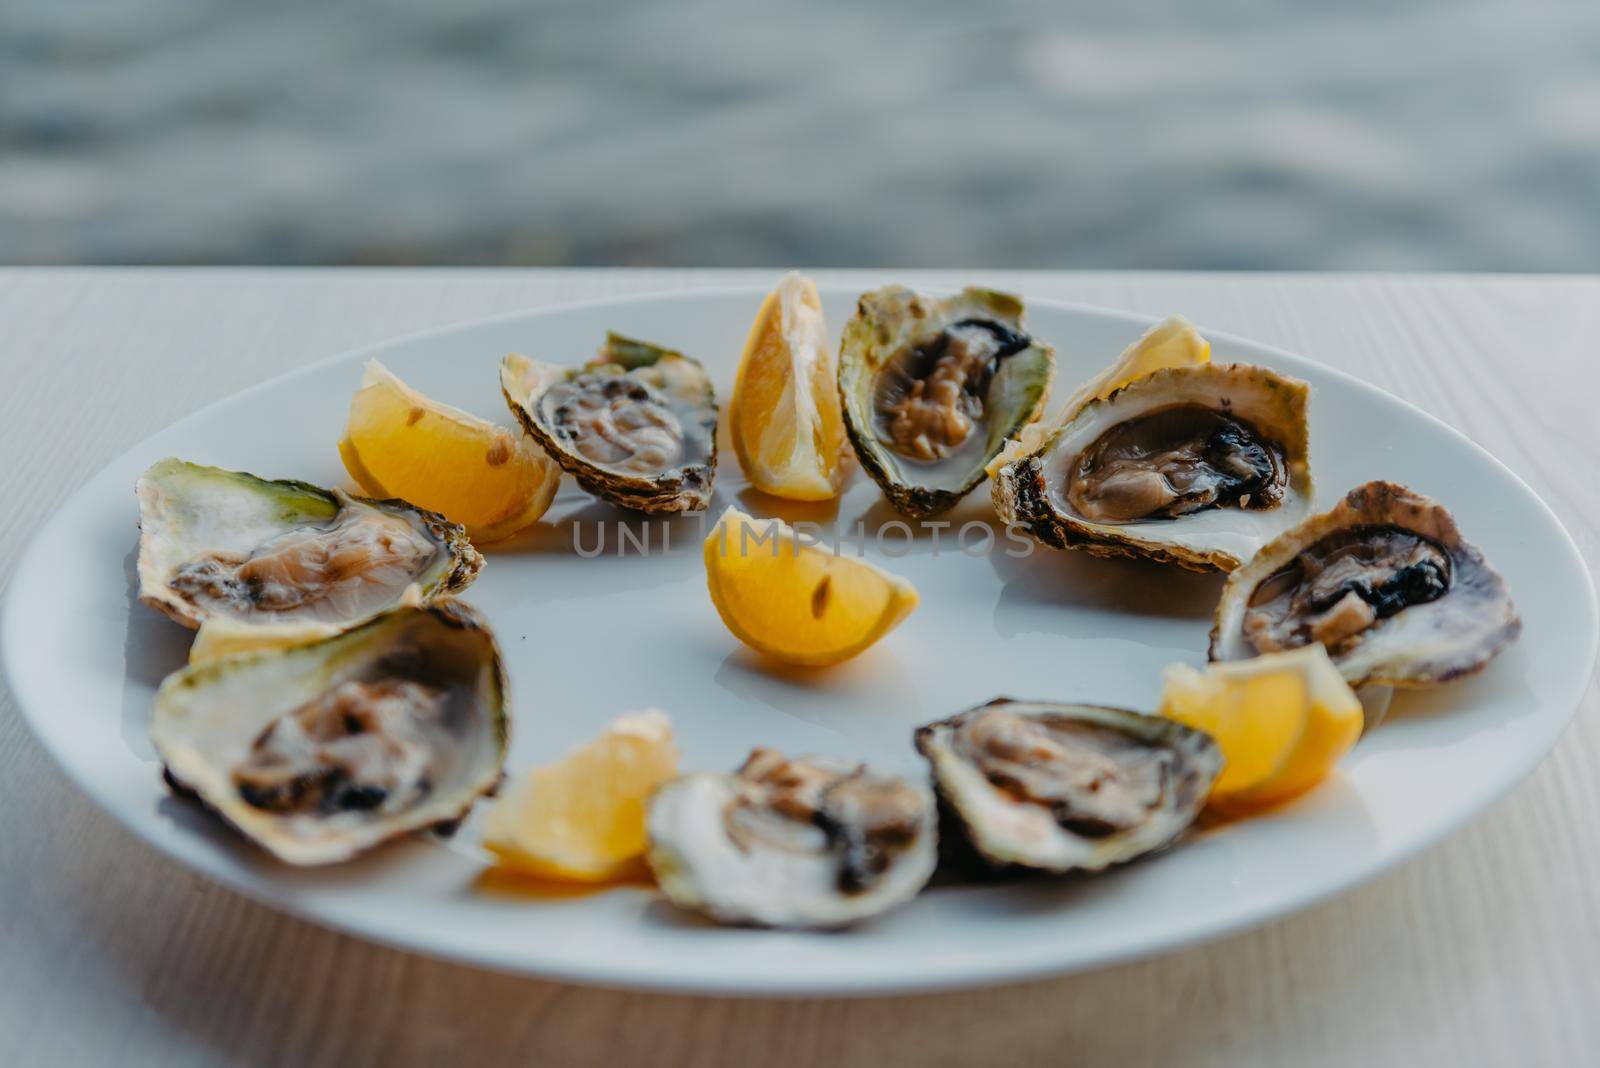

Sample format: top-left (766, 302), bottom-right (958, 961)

top-left (501, 333), bottom-right (717, 514)
top-left (1211, 480), bottom-right (1521, 687)
top-left (992, 363), bottom-right (1313, 571)
top-left (646, 748), bottom-right (937, 927)
top-left (839, 286), bottom-right (1055, 516)
top-left (915, 699), bottom-right (1221, 873)
top-left (137, 459), bottom-right (482, 644)
top-left (150, 603), bottom-right (509, 865)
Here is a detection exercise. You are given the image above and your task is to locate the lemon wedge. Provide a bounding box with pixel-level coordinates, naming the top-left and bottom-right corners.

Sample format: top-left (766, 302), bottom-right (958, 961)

top-left (728, 273), bottom-right (849, 500)
top-left (481, 709), bottom-right (679, 882)
top-left (339, 359), bottom-right (560, 543)
top-left (987, 315), bottom-right (1210, 477)
top-left (1158, 644), bottom-right (1362, 814)
top-left (703, 506), bottom-right (918, 667)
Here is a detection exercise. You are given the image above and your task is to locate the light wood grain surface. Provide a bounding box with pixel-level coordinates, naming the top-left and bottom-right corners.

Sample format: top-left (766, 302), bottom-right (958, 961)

top-left (2, 269), bottom-right (1596, 1067)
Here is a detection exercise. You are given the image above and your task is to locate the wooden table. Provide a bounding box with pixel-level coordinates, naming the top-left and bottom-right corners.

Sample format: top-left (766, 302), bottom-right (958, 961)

top-left (2, 269), bottom-right (1596, 1066)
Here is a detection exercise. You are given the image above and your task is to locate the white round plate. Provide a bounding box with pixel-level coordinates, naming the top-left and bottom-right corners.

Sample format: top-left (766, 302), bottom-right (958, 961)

top-left (5, 288), bottom-right (1594, 996)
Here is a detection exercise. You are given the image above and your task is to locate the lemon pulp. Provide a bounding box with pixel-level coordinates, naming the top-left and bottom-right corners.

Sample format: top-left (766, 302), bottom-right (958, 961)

top-left (1159, 644), bottom-right (1363, 814)
top-left (703, 506), bottom-right (918, 667)
top-left (481, 710), bottom-right (679, 882)
top-left (339, 359), bottom-right (560, 542)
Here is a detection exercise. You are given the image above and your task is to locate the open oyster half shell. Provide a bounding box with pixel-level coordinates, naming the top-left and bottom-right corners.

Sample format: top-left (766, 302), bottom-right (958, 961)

top-left (150, 602), bottom-right (509, 865)
top-left (838, 286), bottom-right (1055, 517)
top-left (646, 748), bottom-right (937, 928)
top-left (1211, 480), bottom-right (1521, 687)
top-left (501, 333), bottom-right (717, 514)
top-left (992, 363), bottom-right (1313, 572)
top-left (916, 699), bottom-right (1221, 874)
top-left (137, 458), bottom-right (482, 648)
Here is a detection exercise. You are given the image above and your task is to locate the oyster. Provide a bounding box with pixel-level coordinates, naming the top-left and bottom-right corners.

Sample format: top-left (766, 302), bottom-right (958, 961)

top-left (150, 603), bottom-right (509, 865)
top-left (992, 363), bottom-right (1313, 571)
top-left (501, 333), bottom-right (717, 514)
top-left (915, 699), bottom-right (1221, 873)
top-left (137, 459), bottom-right (482, 645)
top-left (839, 286), bottom-right (1055, 517)
top-left (986, 314), bottom-right (1213, 480)
top-left (1211, 481), bottom-right (1521, 687)
top-left (646, 748), bottom-right (937, 928)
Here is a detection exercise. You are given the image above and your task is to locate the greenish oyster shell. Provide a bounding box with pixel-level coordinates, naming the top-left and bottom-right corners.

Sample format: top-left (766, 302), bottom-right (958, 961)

top-left (501, 333), bottom-right (717, 514)
top-left (151, 602), bottom-right (509, 865)
top-left (136, 458), bottom-right (482, 636)
top-left (838, 286), bottom-right (1055, 517)
top-left (914, 699), bottom-right (1220, 874)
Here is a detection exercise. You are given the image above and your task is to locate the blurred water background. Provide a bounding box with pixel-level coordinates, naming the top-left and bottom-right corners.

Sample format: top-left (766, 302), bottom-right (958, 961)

top-left (3, 0), bottom-right (1597, 269)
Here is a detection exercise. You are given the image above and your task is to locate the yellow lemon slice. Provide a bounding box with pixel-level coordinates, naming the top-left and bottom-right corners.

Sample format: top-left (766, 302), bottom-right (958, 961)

top-left (1158, 644), bottom-right (1363, 814)
top-left (1063, 314), bottom-right (1212, 413)
top-left (338, 359), bottom-right (561, 543)
top-left (703, 506), bottom-right (918, 667)
top-left (481, 709), bottom-right (679, 882)
top-left (728, 273), bottom-right (849, 500)
top-left (987, 314), bottom-right (1210, 477)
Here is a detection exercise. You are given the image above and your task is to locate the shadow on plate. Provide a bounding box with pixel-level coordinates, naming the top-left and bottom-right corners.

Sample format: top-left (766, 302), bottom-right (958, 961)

top-left (711, 646), bottom-right (926, 753)
top-left (961, 774), bottom-right (1378, 918)
top-left (1357, 645), bottom-right (1540, 753)
top-left (837, 494), bottom-right (1000, 552)
top-left (987, 541), bottom-right (1222, 649)
top-left (734, 485), bottom-right (842, 527)
top-left (475, 866), bottom-right (654, 903)
top-left (638, 898), bottom-right (728, 933)
top-left (485, 496), bottom-right (711, 557)
top-left (989, 542), bottom-right (1223, 621)
top-left (120, 546), bottom-right (192, 761)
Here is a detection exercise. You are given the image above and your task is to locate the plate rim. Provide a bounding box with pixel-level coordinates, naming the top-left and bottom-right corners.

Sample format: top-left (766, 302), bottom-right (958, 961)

top-left (5, 285), bottom-right (1595, 996)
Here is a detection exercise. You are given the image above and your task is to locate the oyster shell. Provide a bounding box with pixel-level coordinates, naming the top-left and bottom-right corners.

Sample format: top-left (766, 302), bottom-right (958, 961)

top-left (501, 333), bottom-right (717, 514)
top-left (137, 459), bottom-right (482, 644)
top-left (915, 699), bottom-right (1221, 873)
top-left (987, 314), bottom-right (1212, 480)
top-left (992, 363), bottom-right (1313, 571)
top-left (150, 603), bottom-right (509, 865)
top-left (839, 286), bottom-right (1055, 517)
top-left (1211, 480), bottom-right (1521, 687)
top-left (646, 748), bottom-right (937, 928)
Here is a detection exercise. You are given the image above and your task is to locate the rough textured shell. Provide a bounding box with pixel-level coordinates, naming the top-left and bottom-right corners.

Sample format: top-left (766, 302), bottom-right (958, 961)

top-left (991, 363), bottom-right (1313, 572)
top-left (136, 458), bottom-right (482, 633)
top-left (149, 602), bottom-right (509, 865)
top-left (914, 698), bottom-right (1221, 874)
top-left (838, 286), bottom-right (1055, 517)
top-left (1210, 480), bottom-right (1522, 687)
top-left (645, 757), bottom-right (938, 929)
top-left (501, 334), bottom-right (717, 514)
